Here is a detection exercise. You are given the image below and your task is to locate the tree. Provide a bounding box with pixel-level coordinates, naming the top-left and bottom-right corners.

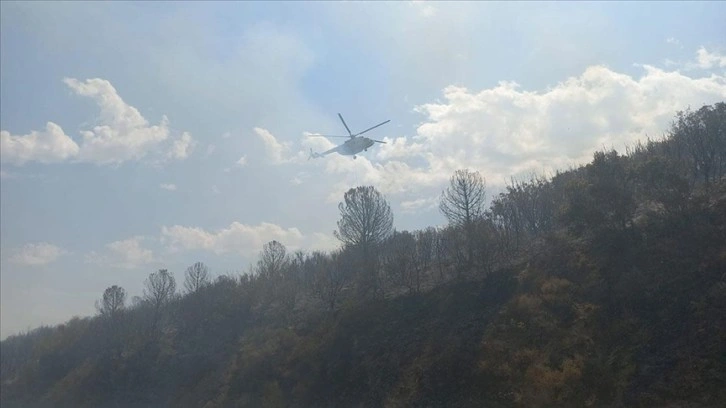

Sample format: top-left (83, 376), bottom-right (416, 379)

top-left (335, 186), bottom-right (394, 250)
top-left (335, 185), bottom-right (394, 298)
top-left (383, 230), bottom-right (419, 294)
top-left (310, 250), bottom-right (349, 312)
top-left (184, 261), bottom-right (211, 294)
top-left (144, 269), bottom-right (177, 309)
top-left (96, 285), bottom-right (126, 319)
top-left (439, 169), bottom-right (487, 266)
top-left (414, 227), bottom-right (437, 287)
top-left (256, 240), bottom-right (289, 280)
top-left (670, 102), bottom-right (726, 185)
top-left (143, 269), bottom-right (177, 333)
top-left (255, 241), bottom-right (299, 316)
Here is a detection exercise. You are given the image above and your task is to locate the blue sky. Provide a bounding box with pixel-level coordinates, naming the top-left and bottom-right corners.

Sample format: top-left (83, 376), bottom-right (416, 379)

top-left (1, 1), bottom-right (725, 339)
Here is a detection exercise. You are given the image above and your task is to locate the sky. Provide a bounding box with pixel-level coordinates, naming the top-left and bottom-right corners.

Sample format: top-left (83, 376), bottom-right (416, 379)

top-left (1, 1), bottom-right (725, 339)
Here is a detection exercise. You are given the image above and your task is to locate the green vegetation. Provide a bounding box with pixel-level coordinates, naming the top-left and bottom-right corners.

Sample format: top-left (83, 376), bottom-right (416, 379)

top-left (2, 103), bottom-right (725, 407)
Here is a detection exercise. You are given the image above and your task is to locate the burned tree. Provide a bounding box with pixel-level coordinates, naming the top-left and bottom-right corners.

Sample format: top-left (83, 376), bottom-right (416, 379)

top-left (439, 169), bottom-right (487, 267)
top-left (335, 186), bottom-right (394, 249)
top-left (335, 185), bottom-right (394, 298)
top-left (310, 250), bottom-right (349, 312)
top-left (143, 269), bottom-right (177, 334)
top-left (256, 240), bottom-right (289, 280)
top-left (184, 261), bottom-right (211, 294)
top-left (96, 285), bottom-right (126, 319)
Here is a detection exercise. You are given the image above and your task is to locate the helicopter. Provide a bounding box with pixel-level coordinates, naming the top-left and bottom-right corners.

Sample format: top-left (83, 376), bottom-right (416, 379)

top-left (308, 113), bottom-right (390, 160)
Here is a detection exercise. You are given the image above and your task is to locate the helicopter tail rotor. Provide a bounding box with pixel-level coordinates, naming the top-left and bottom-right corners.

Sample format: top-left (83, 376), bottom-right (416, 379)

top-left (309, 148), bottom-right (322, 160)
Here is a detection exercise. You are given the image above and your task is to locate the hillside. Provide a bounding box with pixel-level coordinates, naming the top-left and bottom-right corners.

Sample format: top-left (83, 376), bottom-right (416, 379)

top-left (1, 103), bottom-right (725, 407)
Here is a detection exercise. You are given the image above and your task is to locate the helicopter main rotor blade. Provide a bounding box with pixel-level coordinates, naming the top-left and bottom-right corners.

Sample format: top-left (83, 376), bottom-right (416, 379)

top-left (356, 120), bottom-right (390, 136)
top-left (308, 134), bottom-right (351, 138)
top-left (338, 113), bottom-right (353, 137)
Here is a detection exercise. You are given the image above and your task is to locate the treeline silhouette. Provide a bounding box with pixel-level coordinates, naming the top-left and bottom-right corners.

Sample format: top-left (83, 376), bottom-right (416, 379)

top-left (1, 103), bottom-right (725, 407)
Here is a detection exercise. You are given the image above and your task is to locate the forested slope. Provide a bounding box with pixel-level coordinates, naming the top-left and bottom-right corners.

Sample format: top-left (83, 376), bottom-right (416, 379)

top-left (2, 103), bottom-right (725, 407)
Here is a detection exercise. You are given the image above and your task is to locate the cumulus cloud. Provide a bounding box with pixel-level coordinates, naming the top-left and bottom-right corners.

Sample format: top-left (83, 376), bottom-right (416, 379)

top-left (412, 64), bottom-right (724, 178)
top-left (1, 78), bottom-right (193, 166)
top-left (63, 77), bottom-right (174, 164)
top-left (696, 46), bottom-right (726, 69)
top-left (254, 127), bottom-right (305, 164)
top-left (300, 62), bottom-right (725, 203)
top-left (255, 127), bottom-right (288, 163)
top-left (8, 242), bottom-right (67, 266)
top-left (1, 122), bottom-right (80, 165)
top-left (160, 221), bottom-right (337, 257)
top-left (166, 132), bottom-right (196, 160)
top-left (160, 183), bottom-right (177, 191)
top-left (85, 236), bottom-right (156, 269)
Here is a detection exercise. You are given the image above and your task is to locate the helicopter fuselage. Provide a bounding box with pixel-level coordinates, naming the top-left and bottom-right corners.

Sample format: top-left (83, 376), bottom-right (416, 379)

top-left (308, 113), bottom-right (389, 160)
top-left (339, 137), bottom-right (375, 156)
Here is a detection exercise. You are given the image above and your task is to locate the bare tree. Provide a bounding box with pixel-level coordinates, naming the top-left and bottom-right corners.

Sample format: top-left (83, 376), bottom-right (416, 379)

top-left (96, 285), bottom-right (126, 319)
top-left (671, 102), bottom-right (726, 185)
top-left (414, 227), bottom-right (437, 289)
top-left (334, 186), bottom-right (393, 298)
top-left (310, 251), bottom-right (349, 312)
top-left (254, 241), bottom-right (300, 317)
top-left (335, 186), bottom-right (394, 250)
top-left (439, 169), bottom-right (487, 266)
top-left (184, 261), bottom-right (211, 294)
top-left (144, 269), bottom-right (177, 308)
top-left (383, 230), bottom-right (418, 294)
top-left (256, 240), bottom-right (289, 280)
top-left (433, 227), bottom-right (450, 284)
top-left (143, 269), bottom-right (177, 333)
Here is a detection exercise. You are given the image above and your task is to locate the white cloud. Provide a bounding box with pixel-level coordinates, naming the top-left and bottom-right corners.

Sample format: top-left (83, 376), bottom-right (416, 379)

top-left (254, 127), bottom-right (304, 164)
top-left (1, 122), bottom-right (80, 165)
top-left (300, 62), bottom-right (726, 201)
top-left (85, 236), bottom-right (156, 269)
top-left (204, 144), bottom-right (216, 157)
top-left (696, 46), bottom-right (726, 69)
top-left (400, 196), bottom-right (439, 214)
top-left (307, 232), bottom-right (341, 252)
top-left (211, 185), bottom-right (220, 194)
top-left (223, 155), bottom-right (248, 172)
top-left (166, 131), bottom-right (196, 160)
top-left (160, 221), bottom-right (335, 257)
top-left (1, 78), bottom-right (192, 166)
top-left (160, 183), bottom-right (177, 191)
top-left (9, 242), bottom-right (67, 266)
top-left (63, 77), bottom-right (173, 164)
